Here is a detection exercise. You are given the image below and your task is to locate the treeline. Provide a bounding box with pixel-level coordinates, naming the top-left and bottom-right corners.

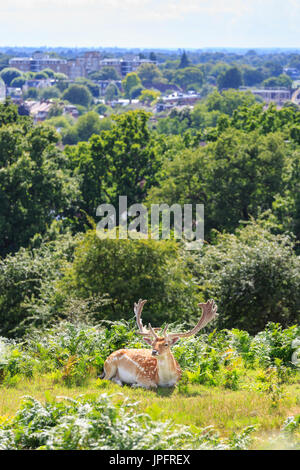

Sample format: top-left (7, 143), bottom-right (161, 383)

top-left (0, 96), bottom-right (299, 337)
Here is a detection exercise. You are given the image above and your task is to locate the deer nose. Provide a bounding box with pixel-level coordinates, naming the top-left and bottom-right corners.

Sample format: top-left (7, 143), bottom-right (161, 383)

top-left (152, 350), bottom-right (158, 356)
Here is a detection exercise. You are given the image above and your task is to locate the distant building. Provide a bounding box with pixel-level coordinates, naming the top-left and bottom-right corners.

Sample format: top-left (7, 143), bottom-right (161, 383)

top-left (6, 87), bottom-right (23, 100)
top-left (10, 51), bottom-right (157, 80)
top-left (22, 78), bottom-right (54, 91)
top-left (156, 91), bottom-right (201, 111)
top-left (0, 77), bottom-right (6, 102)
top-left (240, 87), bottom-right (291, 105)
top-left (119, 58), bottom-right (156, 77)
top-left (24, 100), bottom-right (53, 122)
top-left (10, 51), bottom-right (69, 75)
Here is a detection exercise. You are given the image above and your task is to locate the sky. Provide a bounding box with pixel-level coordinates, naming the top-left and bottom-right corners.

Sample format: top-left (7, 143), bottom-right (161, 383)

top-left (1, 0), bottom-right (300, 49)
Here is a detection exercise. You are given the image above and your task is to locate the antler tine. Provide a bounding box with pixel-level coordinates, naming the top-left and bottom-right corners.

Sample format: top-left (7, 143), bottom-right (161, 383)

top-left (168, 300), bottom-right (218, 338)
top-left (162, 324), bottom-right (169, 336)
top-left (148, 323), bottom-right (158, 339)
top-left (134, 299), bottom-right (147, 333)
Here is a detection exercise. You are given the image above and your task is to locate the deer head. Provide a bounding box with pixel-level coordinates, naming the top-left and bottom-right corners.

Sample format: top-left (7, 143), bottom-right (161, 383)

top-left (134, 298), bottom-right (218, 356)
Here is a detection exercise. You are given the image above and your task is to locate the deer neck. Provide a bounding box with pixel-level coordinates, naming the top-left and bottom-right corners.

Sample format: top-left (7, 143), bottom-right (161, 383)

top-left (156, 350), bottom-right (177, 386)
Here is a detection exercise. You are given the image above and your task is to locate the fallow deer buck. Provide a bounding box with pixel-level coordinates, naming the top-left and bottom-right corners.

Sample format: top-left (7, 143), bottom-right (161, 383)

top-left (101, 299), bottom-right (218, 389)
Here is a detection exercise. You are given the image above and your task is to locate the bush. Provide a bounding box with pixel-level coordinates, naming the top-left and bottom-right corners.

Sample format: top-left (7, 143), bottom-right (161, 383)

top-left (194, 221), bottom-right (300, 333)
top-left (62, 84), bottom-right (93, 107)
top-left (58, 230), bottom-right (200, 326)
top-left (0, 228), bottom-right (81, 337)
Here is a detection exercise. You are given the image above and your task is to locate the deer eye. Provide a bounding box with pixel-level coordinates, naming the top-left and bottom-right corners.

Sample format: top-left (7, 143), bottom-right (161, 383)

top-left (164, 343), bottom-right (169, 347)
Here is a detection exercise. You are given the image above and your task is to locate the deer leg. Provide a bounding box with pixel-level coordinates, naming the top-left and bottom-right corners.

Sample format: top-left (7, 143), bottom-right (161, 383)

top-left (132, 378), bottom-right (157, 390)
top-left (102, 359), bottom-right (117, 381)
top-left (111, 370), bottom-right (123, 386)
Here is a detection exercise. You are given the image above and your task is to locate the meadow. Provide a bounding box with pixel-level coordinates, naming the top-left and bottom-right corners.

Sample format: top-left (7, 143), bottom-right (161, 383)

top-left (0, 321), bottom-right (299, 450)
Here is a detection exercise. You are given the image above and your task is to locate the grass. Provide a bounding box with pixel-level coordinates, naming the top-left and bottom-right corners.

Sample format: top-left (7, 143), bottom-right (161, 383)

top-left (1, 372), bottom-right (299, 449)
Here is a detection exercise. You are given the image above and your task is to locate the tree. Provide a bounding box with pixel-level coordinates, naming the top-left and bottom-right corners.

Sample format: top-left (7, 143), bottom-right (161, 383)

top-left (23, 87), bottom-right (39, 99)
top-left (206, 89), bottom-right (257, 116)
top-left (104, 82), bottom-right (119, 103)
top-left (217, 66), bottom-right (243, 90)
top-left (0, 67), bottom-right (23, 86)
top-left (195, 222), bottom-right (300, 333)
top-left (89, 67), bottom-right (120, 81)
top-left (122, 73), bottom-right (142, 99)
top-left (179, 51), bottom-right (190, 68)
top-left (139, 89), bottom-right (160, 105)
top-left (40, 86), bottom-right (61, 100)
top-left (62, 84), bottom-right (93, 107)
top-left (129, 84), bottom-right (144, 100)
top-left (41, 68), bottom-right (55, 78)
top-left (262, 74), bottom-right (293, 88)
top-left (75, 77), bottom-right (99, 97)
top-left (10, 76), bottom-right (26, 88)
top-left (242, 66), bottom-right (264, 86)
top-left (0, 228), bottom-right (78, 337)
top-left (0, 102), bottom-right (80, 256)
top-left (0, 98), bottom-right (20, 126)
top-left (173, 67), bottom-right (204, 90)
top-left (60, 230), bottom-right (200, 325)
top-left (137, 63), bottom-right (162, 87)
top-left (147, 129), bottom-right (287, 236)
top-left (75, 111), bottom-right (102, 142)
top-left (65, 110), bottom-right (162, 215)
top-left (34, 71), bottom-right (48, 80)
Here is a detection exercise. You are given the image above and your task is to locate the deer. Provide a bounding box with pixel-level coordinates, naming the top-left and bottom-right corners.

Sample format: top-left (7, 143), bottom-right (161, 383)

top-left (101, 299), bottom-right (218, 389)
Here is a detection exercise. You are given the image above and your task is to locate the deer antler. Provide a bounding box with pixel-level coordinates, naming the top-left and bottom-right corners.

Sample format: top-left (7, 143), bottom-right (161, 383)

top-left (134, 299), bottom-right (162, 339)
top-left (134, 299), bottom-right (148, 333)
top-left (167, 300), bottom-right (218, 339)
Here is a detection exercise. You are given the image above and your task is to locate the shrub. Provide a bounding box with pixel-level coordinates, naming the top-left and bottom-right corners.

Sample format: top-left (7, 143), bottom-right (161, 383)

top-left (194, 221), bottom-right (300, 333)
top-left (59, 230), bottom-right (200, 325)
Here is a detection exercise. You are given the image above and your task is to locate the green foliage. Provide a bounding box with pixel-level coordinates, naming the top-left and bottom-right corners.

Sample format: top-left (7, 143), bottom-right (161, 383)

top-left (0, 228), bottom-right (81, 337)
top-left (41, 68), bottom-right (55, 78)
top-left (217, 66), bottom-right (243, 90)
top-left (65, 110), bottom-right (162, 214)
top-left (89, 67), bottom-right (120, 81)
top-left (0, 99), bottom-right (20, 126)
top-left (10, 76), bottom-right (26, 88)
top-left (262, 74), bottom-right (293, 88)
top-left (139, 89), bottom-right (160, 105)
top-left (0, 67), bottom-right (23, 86)
top-left (59, 230), bottom-right (200, 325)
top-left (137, 63), bottom-right (163, 87)
top-left (206, 89), bottom-right (257, 116)
top-left (75, 77), bottom-right (99, 98)
top-left (0, 393), bottom-right (256, 450)
top-left (0, 108), bottom-right (80, 256)
top-left (148, 130), bottom-right (287, 235)
top-left (23, 87), bottom-right (39, 99)
top-left (179, 51), bottom-right (190, 69)
top-left (194, 222), bottom-right (300, 332)
top-left (62, 84), bottom-right (93, 107)
top-left (39, 86), bottom-right (61, 100)
top-left (172, 67), bottom-right (204, 90)
top-left (122, 72), bottom-right (142, 99)
top-left (104, 82), bottom-right (120, 102)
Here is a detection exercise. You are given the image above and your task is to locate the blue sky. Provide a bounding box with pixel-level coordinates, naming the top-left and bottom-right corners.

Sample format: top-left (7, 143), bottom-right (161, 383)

top-left (1, 0), bottom-right (300, 49)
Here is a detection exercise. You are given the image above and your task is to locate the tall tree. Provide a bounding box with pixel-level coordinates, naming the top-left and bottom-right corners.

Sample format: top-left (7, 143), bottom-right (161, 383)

top-left (179, 50), bottom-right (190, 68)
top-left (217, 66), bottom-right (243, 90)
top-left (0, 101), bottom-right (80, 256)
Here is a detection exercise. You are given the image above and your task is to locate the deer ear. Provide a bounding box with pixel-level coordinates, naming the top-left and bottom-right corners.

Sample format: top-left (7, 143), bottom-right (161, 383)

top-left (169, 336), bottom-right (180, 346)
top-left (143, 337), bottom-right (153, 345)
